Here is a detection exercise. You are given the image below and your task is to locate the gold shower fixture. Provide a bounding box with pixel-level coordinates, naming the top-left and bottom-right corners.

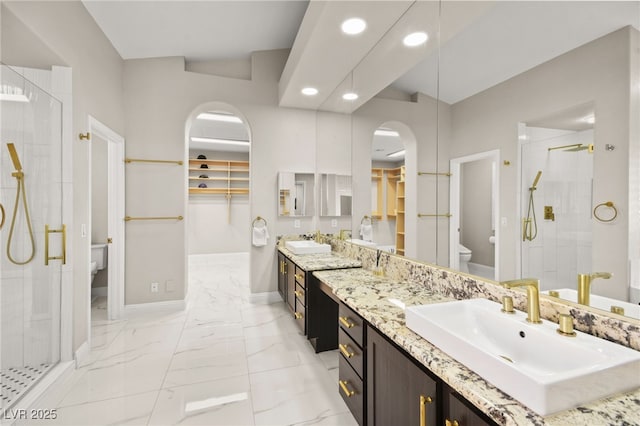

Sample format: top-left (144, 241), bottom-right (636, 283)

top-left (548, 143), bottom-right (594, 153)
top-left (6, 142), bottom-right (36, 265)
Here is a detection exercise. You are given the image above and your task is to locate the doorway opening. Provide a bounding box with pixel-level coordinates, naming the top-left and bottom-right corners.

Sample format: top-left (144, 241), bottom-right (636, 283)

top-left (88, 116), bottom-right (125, 328)
top-left (185, 104), bottom-right (251, 260)
top-left (450, 150), bottom-right (500, 281)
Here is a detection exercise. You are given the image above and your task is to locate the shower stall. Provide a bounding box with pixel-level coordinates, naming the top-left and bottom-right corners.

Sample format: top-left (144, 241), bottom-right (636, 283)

top-left (520, 126), bottom-right (594, 291)
top-left (1, 65), bottom-right (64, 412)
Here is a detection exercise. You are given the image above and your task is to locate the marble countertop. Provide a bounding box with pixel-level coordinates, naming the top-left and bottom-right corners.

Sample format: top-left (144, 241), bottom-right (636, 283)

top-left (278, 247), bottom-right (362, 271)
top-left (313, 268), bottom-right (640, 426)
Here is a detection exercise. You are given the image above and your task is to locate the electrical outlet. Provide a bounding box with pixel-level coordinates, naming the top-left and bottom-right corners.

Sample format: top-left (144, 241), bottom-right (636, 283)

top-left (166, 280), bottom-right (175, 293)
top-left (151, 282), bottom-right (159, 293)
top-left (294, 219), bottom-right (301, 228)
top-left (81, 224), bottom-right (87, 238)
top-left (331, 219), bottom-right (338, 228)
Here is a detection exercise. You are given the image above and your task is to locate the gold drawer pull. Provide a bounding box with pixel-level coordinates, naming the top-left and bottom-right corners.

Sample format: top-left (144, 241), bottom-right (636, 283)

top-left (339, 380), bottom-right (355, 397)
top-left (339, 316), bottom-right (355, 328)
top-left (294, 312), bottom-right (303, 319)
top-left (339, 343), bottom-right (355, 358)
top-left (445, 420), bottom-right (459, 426)
top-left (294, 290), bottom-right (304, 298)
top-left (420, 395), bottom-right (433, 426)
top-left (295, 273), bottom-right (304, 280)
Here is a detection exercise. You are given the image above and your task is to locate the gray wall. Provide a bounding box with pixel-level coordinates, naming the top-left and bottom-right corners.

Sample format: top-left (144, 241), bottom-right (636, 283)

top-left (91, 134), bottom-right (108, 244)
top-left (461, 158), bottom-right (494, 267)
top-left (448, 27), bottom-right (635, 300)
top-left (2, 1), bottom-right (125, 353)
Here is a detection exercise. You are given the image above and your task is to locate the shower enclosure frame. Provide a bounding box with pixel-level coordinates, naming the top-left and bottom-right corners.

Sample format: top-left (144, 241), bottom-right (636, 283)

top-left (1, 64), bottom-right (74, 414)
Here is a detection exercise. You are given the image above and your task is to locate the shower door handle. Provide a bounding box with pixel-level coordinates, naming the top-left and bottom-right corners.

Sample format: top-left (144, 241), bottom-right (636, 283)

top-left (0, 203), bottom-right (4, 229)
top-left (45, 224), bottom-right (67, 265)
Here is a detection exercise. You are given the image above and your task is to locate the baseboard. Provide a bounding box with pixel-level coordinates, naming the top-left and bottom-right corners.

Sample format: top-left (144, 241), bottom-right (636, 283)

top-left (124, 298), bottom-right (186, 317)
top-left (74, 340), bottom-right (90, 368)
top-left (91, 286), bottom-right (108, 298)
top-left (249, 291), bottom-right (281, 305)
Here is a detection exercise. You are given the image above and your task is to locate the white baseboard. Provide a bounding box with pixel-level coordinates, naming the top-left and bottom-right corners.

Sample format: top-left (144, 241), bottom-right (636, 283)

top-left (249, 291), bottom-right (281, 305)
top-left (74, 340), bottom-right (90, 368)
top-left (124, 298), bottom-right (186, 317)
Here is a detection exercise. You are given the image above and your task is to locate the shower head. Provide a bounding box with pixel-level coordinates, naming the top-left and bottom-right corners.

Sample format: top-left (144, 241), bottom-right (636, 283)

top-left (548, 143), bottom-right (594, 153)
top-left (531, 170), bottom-right (542, 190)
top-left (6, 143), bottom-right (22, 171)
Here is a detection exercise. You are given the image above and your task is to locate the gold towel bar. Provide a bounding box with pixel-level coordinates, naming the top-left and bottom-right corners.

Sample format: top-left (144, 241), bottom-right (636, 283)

top-left (124, 216), bottom-right (183, 222)
top-left (418, 213), bottom-right (452, 218)
top-left (418, 172), bottom-right (452, 177)
top-left (125, 158), bottom-right (183, 166)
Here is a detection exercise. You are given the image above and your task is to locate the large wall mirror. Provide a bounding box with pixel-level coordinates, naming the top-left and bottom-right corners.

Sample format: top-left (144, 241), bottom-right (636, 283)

top-left (347, 1), bottom-right (639, 321)
top-left (320, 173), bottom-right (352, 217)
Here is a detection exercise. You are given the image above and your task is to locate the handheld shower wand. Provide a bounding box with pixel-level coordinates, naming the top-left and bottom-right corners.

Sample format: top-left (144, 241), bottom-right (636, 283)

top-left (523, 170), bottom-right (542, 241)
top-left (6, 142), bottom-right (36, 265)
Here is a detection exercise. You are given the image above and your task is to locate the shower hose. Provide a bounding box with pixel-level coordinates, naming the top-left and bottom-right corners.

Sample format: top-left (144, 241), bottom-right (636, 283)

top-left (523, 188), bottom-right (538, 241)
top-left (6, 170), bottom-right (36, 265)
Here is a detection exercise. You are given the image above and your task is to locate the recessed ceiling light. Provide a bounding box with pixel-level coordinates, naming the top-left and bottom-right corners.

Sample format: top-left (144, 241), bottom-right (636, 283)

top-left (387, 149), bottom-right (405, 158)
top-left (341, 18), bottom-right (366, 35)
top-left (301, 87), bottom-right (318, 96)
top-left (374, 129), bottom-right (400, 137)
top-left (403, 32), bottom-right (428, 47)
top-left (342, 92), bottom-right (359, 101)
top-left (196, 112), bottom-right (243, 123)
top-left (191, 137), bottom-right (250, 146)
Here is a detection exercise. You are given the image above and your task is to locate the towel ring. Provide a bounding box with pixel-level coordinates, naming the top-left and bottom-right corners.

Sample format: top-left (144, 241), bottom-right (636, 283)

top-left (593, 201), bottom-right (618, 223)
top-left (252, 216), bottom-right (267, 228)
top-left (361, 215), bottom-right (372, 225)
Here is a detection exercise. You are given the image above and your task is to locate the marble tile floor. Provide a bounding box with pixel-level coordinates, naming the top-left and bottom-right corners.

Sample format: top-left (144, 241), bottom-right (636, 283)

top-left (23, 253), bottom-right (357, 425)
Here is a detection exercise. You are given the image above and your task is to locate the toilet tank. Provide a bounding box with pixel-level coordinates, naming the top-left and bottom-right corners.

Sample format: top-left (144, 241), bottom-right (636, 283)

top-left (91, 243), bottom-right (108, 270)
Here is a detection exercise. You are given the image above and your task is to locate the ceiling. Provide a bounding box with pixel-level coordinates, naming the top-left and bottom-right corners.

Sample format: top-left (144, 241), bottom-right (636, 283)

top-left (83, 0), bottom-right (638, 151)
top-left (83, 1), bottom-right (639, 110)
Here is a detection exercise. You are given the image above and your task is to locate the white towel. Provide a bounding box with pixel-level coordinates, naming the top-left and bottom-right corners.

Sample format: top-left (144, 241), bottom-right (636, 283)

top-left (252, 226), bottom-right (269, 247)
top-left (360, 224), bottom-right (373, 242)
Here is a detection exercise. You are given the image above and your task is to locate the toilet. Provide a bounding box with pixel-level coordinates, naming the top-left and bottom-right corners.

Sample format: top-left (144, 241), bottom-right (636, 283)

top-left (459, 244), bottom-right (472, 273)
top-left (91, 243), bottom-right (108, 283)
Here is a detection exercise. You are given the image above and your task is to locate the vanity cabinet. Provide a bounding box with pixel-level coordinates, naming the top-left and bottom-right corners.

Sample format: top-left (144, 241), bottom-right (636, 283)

top-left (338, 302), bottom-right (366, 426)
top-left (367, 326), bottom-right (437, 426)
top-left (277, 252), bottom-right (288, 301)
top-left (443, 385), bottom-right (494, 426)
top-left (293, 266), bottom-right (306, 333)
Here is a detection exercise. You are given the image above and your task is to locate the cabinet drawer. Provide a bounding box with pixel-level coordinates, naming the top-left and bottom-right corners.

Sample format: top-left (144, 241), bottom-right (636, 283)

top-left (339, 354), bottom-right (364, 426)
top-left (339, 327), bottom-right (364, 379)
top-left (294, 298), bottom-right (305, 333)
top-left (294, 266), bottom-right (306, 288)
top-left (294, 283), bottom-right (306, 307)
top-left (339, 303), bottom-right (364, 347)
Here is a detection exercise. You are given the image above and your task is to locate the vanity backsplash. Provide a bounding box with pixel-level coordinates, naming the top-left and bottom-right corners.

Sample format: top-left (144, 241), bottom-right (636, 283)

top-left (328, 237), bottom-right (640, 351)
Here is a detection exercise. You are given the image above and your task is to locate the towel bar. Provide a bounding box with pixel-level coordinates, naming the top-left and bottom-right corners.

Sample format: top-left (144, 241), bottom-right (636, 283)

top-left (124, 216), bottom-right (183, 222)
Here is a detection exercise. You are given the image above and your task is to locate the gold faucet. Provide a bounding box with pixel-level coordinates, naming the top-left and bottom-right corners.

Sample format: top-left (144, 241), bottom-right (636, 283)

top-left (501, 279), bottom-right (542, 323)
top-left (339, 229), bottom-right (351, 240)
top-left (577, 272), bottom-right (612, 305)
top-left (315, 230), bottom-right (321, 243)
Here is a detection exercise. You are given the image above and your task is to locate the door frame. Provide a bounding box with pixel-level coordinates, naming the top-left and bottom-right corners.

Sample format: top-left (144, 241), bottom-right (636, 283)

top-left (87, 116), bottom-right (125, 323)
top-left (449, 149), bottom-right (500, 280)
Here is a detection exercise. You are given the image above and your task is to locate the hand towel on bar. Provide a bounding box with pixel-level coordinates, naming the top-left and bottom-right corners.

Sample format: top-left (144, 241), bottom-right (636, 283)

top-left (252, 225), bottom-right (269, 247)
top-left (360, 224), bottom-right (373, 242)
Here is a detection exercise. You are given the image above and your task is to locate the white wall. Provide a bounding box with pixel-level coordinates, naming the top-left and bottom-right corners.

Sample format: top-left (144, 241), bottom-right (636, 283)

top-left (449, 27), bottom-right (634, 300)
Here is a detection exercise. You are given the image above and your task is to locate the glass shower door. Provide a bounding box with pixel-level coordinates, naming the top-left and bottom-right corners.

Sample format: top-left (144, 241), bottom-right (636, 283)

top-left (0, 65), bottom-right (63, 412)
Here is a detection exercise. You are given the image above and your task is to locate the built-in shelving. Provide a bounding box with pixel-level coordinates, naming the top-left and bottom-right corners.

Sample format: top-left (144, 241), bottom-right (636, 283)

top-left (395, 166), bottom-right (406, 255)
top-left (188, 159), bottom-right (249, 195)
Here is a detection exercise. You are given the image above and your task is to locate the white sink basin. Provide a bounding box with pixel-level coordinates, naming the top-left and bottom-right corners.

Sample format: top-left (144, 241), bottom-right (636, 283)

top-left (405, 298), bottom-right (640, 415)
top-left (545, 288), bottom-right (640, 319)
top-left (347, 238), bottom-right (377, 248)
top-left (285, 240), bottom-right (331, 255)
